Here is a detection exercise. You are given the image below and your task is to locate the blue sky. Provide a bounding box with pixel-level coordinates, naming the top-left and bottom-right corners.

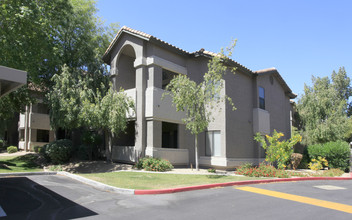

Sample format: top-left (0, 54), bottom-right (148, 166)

top-left (96, 0), bottom-right (352, 98)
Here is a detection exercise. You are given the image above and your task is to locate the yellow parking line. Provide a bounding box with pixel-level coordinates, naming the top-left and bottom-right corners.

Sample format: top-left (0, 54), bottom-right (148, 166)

top-left (237, 186), bottom-right (352, 214)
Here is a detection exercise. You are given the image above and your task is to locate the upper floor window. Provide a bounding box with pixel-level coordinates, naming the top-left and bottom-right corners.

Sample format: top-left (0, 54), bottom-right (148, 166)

top-left (33, 103), bottom-right (49, 114)
top-left (259, 87), bottom-right (265, 110)
top-left (162, 69), bottom-right (178, 90)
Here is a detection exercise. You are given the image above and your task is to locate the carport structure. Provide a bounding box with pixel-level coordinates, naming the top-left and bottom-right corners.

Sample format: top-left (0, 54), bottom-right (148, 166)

top-left (0, 65), bottom-right (27, 97)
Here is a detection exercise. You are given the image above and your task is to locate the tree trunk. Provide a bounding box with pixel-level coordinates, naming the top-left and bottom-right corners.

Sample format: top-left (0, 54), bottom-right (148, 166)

top-left (105, 130), bottom-right (112, 162)
top-left (195, 134), bottom-right (199, 171)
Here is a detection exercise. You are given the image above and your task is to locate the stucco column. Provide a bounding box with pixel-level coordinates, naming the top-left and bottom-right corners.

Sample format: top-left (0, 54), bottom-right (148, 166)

top-left (147, 64), bottom-right (162, 88)
top-left (146, 120), bottom-right (162, 157)
top-left (134, 64), bottom-right (147, 160)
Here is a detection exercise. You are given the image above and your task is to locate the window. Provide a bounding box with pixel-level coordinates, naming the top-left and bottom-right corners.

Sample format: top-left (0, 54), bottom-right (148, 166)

top-left (259, 87), bottom-right (265, 110)
top-left (36, 129), bottom-right (49, 142)
top-left (32, 103), bottom-right (49, 114)
top-left (162, 122), bottom-right (178, 148)
top-left (205, 131), bottom-right (221, 156)
top-left (19, 129), bottom-right (25, 141)
top-left (162, 69), bottom-right (178, 90)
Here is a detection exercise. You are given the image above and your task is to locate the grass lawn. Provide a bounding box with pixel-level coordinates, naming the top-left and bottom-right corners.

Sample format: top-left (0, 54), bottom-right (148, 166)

top-left (0, 154), bottom-right (43, 173)
top-left (80, 171), bottom-right (270, 190)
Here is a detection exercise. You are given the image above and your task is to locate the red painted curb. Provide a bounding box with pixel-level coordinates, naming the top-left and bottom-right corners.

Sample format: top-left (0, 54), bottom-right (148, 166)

top-left (134, 176), bottom-right (352, 195)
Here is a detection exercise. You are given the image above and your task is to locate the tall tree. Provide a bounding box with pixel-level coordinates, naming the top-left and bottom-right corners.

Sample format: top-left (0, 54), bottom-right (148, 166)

top-left (47, 65), bottom-right (134, 160)
top-left (165, 41), bottom-right (237, 170)
top-left (0, 0), bottom-right (118, 119)
top-left (296, 67), bottom-right (352, 145)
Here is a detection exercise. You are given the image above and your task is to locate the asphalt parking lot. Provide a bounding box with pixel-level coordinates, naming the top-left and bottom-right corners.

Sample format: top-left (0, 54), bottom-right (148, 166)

top-left (1, 175), bottom-right (352, 219)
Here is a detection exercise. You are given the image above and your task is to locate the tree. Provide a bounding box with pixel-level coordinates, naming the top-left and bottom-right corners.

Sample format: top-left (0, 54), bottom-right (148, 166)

top-left (296, 67), bottom-right (352, 145)
top-left (47, 65), bottom-right (134, 160)
top-left (0, 0), bottom-right (118, 119)
top-left (164, 41), bottom-right (237, 170)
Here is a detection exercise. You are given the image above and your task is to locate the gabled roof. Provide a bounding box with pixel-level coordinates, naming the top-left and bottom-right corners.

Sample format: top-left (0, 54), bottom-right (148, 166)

top-left (255, 67), bottom-right (297, 98)
top-left (103, 26), bottom-right (296, 99)
top-left (102, 26), bottom-right (253, 74)
top-left (103, 26), bottom-right (190, 63)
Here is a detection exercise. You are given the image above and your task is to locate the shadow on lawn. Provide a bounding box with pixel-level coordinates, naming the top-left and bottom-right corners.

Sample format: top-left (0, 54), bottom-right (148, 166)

top-left (0, 154), bottom-right (43, 170)
top-left (206, 175), bottom-right (227, 179)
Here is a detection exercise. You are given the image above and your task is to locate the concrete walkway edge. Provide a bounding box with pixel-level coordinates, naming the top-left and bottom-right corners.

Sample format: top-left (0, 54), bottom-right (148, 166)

top-left (57, 171), bottom-right (135, 195)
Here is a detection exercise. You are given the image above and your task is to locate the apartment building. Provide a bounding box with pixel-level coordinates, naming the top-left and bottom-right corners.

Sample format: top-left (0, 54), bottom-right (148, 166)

top-left (102, 26), bottom-right (296, 169)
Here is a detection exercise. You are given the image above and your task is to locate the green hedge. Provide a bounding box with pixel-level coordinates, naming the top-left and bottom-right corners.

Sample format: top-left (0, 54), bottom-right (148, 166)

top-left (308, 141), bottom-right (350, 172)
top-left (45, 139), bottom-right (73, 164)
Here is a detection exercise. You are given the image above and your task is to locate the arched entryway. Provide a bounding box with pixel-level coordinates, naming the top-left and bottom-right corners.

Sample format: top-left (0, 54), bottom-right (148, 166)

top-left (112, 44), bottom-right (136, 90)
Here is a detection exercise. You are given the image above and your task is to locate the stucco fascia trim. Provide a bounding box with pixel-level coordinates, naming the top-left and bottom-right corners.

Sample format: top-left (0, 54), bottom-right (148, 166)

top-left (147, 56), bottom-right (187, 75)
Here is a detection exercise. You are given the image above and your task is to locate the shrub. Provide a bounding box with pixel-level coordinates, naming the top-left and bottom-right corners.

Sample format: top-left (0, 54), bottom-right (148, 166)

top-left (7, 146), bottom-right (18, 154)
top-left (297, 147), bottom-right (310, 169)
top-left (290, 153), bottom-right (303, 170)
top-left (236, 162), bottom-right (290, 178)
top-left (207, 168), bottom-right (216, 173)
top-left (45, 139), bottom-right (73, 164)
top-left (308, 156), bottom-right (328, 171)
top-left (308, 141), bottom-right (350, 172)
top-left (0, 140), bottom-right (3, 148)
top-left (134, 157), bottom-right (146, 170)
top-left (134, 157), bottom-right (174, 172)
top-left (254, 130), bottom-right (302, 169)
top-left (33, 145), bottom-right (45, 153)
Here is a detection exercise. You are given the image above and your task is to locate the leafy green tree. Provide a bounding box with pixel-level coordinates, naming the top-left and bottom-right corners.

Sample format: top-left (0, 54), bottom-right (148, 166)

top-left (47, 65), bottom-right (134, 160)
top-left (0, 0), bottom-right (118, 119)
top-left (296, 67), bottom-right (351, 145)
top-left (164, 41), bottom-right (237, 170)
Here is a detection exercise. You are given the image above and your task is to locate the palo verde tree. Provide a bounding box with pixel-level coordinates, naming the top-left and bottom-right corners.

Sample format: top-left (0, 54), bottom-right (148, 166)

top-left (164, 41), bottom-right (237, 170)
top-left (296, 67), bottom-right (352, 145)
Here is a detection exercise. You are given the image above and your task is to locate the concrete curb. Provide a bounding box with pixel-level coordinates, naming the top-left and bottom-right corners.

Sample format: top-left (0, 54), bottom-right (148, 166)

top-left (57, 171), bottom-right (135, 195)
top-left (134, 176), bottom-right (352, 195)
top-left (0, 171), bottom-right (57, 177)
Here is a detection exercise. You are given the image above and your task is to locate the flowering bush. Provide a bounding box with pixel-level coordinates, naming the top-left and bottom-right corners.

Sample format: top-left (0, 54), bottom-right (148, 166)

top-left (254, 130), bottom-right (302, 169)
top-left (236, 162), bottom-right (290, 178)
top-left (308, 156), bottom-right (328, 171)
top-left (134, 157), bottom-right (174, 172)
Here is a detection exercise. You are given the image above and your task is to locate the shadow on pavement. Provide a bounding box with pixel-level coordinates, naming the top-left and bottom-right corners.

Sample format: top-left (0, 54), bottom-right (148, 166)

top-left (0, 177), bottom-right (97, 220)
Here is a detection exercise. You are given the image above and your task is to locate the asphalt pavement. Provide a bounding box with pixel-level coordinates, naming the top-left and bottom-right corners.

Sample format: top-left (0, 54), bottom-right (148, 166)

top-left (1, 175), bottom-right (352, 219)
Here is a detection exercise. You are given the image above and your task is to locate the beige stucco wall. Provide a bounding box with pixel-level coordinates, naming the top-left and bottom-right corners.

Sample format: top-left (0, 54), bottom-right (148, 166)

top-left (225, 69), bottom-right (256, 159)
top-left (257, 74), bottom-right (291, 138)
top-left (107, 31), bottom-right (293, 168)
